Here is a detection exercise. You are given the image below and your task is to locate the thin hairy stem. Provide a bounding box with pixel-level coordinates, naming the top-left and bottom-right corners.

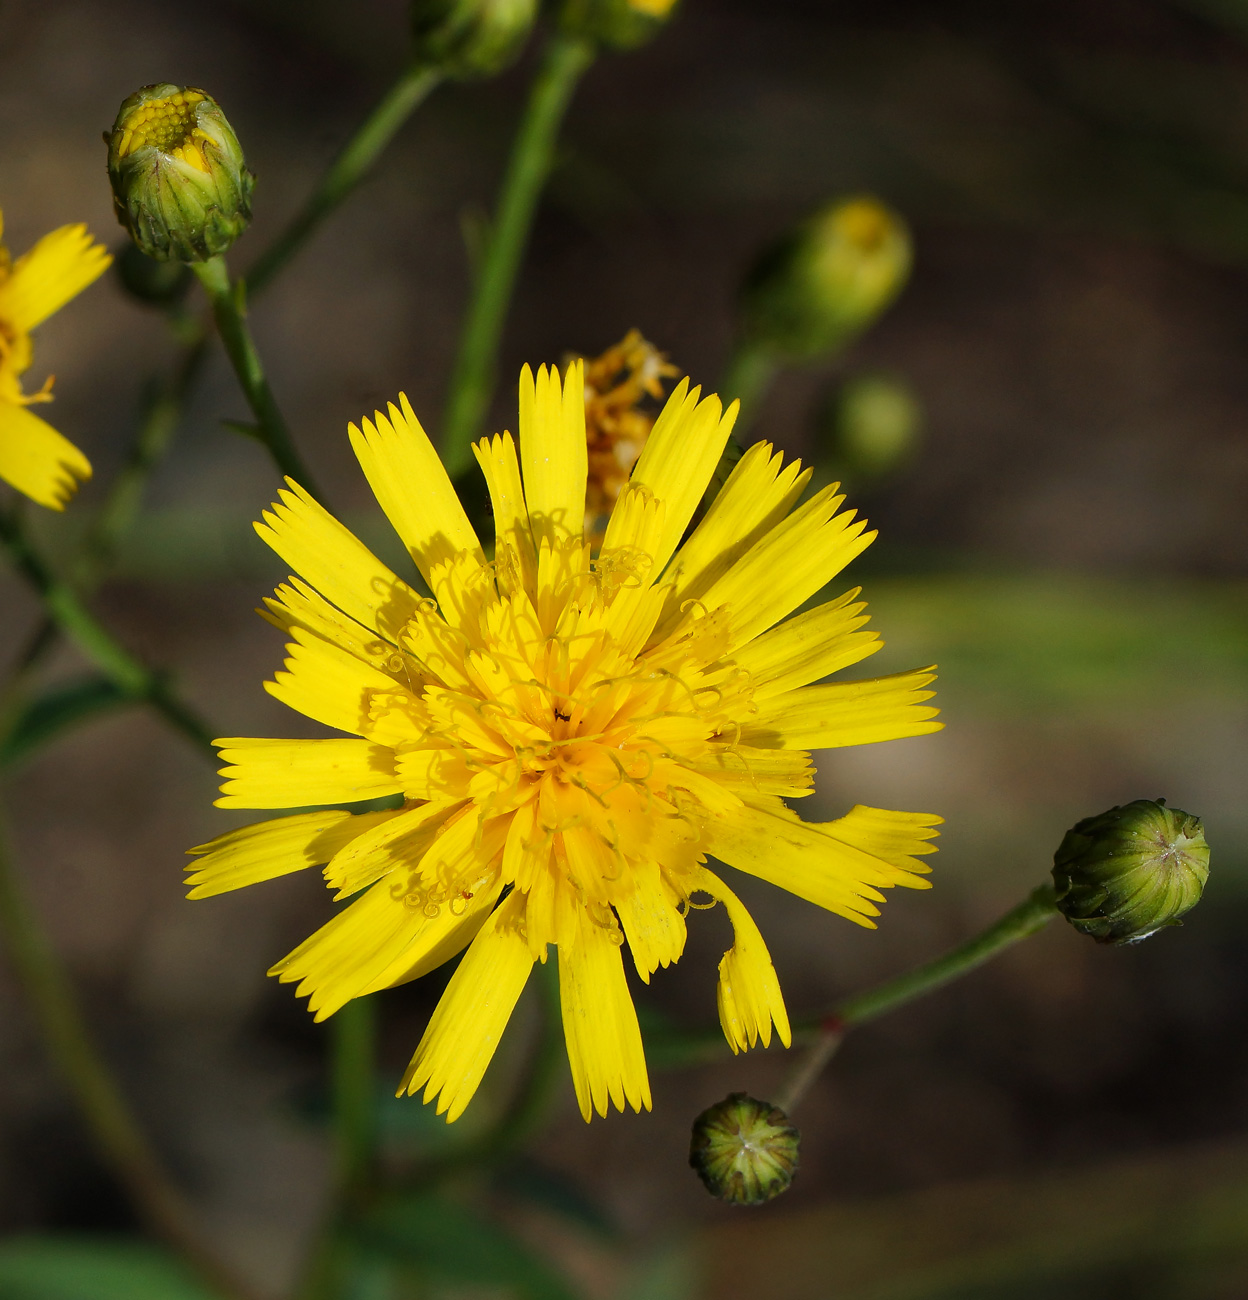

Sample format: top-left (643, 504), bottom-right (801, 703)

top-left (332, 996), bottom-right (378, 1201)
top-left (248, 64), bottom-right (443, 295)
top-left (440, 33), bottom-right (596, 475)
top-left (0, 810), bottom-right (263, 1300)
top-left (191, 257), bottom-right (323, 503)
top-left (776, 886), bottom-right (1060, 1113)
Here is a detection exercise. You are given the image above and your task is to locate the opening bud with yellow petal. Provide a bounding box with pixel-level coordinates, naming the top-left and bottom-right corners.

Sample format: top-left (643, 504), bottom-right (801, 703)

top-left (411, 0), bottom-right (538, 78)
top-left (1052, 799), bottom-right (1210, 946)
top-left (558, 0), bottom-right (679, 51)
top-left (106, 85), bottom-right (254, 263)
top-left (689, 1093), bottom-right (800, 1206)
top-left (740, 196), bottom-right (912, 362)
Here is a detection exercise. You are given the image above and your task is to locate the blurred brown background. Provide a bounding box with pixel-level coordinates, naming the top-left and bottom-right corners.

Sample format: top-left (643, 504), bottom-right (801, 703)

top-left (1, 0), bottom-right (1247, 1296)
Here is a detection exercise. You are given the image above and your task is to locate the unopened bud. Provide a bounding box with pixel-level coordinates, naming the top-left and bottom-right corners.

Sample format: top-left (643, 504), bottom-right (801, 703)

top-left (689, 1093), bottom-right (799, 1206)
top-left (826, 372), bottom-right (923, 481)
top-left (106, 85), bottom-right (254, 263)
top-left (558, 0), bottom-right (679, 51)
top-left (740, 196), bottom-right (912, 361)
top-left (411, 0), bottom-right (538, 77)
top-left (1052, 799), bottom-right (1210, 945)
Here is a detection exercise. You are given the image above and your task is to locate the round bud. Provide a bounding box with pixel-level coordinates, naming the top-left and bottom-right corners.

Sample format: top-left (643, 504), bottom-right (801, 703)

top-left (825, 371), bottom-right (923, 482)
top-left (114, 242), bottom-right (193, 307)
top-left (558, 0), bottom-right (679, 51)
top-left (1052, 799), bottom-right (1210, 946)
top-left (106, 85), bottom-right (254, 263)
top-left (689, 1093), bottom-right (799, 1206)
top-left (411, 0), bottom-right (538, 78)
top-left (740, 196), bottom-right (912, 361)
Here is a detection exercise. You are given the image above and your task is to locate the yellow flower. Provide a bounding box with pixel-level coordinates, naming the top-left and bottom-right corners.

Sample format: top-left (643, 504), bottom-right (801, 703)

top-left (0, 209), bottom-right (111, 509)
top-left (187, 363), bottom-right (943, 1122)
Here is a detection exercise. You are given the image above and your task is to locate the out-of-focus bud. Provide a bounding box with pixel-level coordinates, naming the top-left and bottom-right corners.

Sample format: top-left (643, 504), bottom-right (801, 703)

top-left (558, 0), bottom-right (679, 51)
top-left (1052, 799), bottom-right (1210, 946)
top-left (740, 196), bottom-right (912, 361)
top-left (689, 1093), bottom-right (799, 1206)
top-left (114, 242), bottom-right (193, 306)
top-left (106, 85), bottom-right (254, 263)
top-left (411, 0), bottom-right (538, 77)
top-left (825, 371), bottom-right (923, 482)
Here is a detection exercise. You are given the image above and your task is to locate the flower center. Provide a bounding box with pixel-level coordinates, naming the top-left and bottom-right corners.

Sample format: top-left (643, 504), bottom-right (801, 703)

top-left (116, 90), bottom-right (212, 172)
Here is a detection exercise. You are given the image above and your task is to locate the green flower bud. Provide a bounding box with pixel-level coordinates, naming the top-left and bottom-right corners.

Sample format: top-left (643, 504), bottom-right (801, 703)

top-left (411, 0), bottom-right (538, 78)
top-left (740, 197), bottom-right (912, 361)
top-left (106, 85), bottom-right (254, 263)
top-left (558, 0), bottom-right (679, 51)
top-left (114, 242), bottom-right (193, 307)
top-left (1052, 799), bottom-right (1210, 945)
top-left (689, 1093), bottom-right (799, 1206)
top-left (825, 371), bottom-right (923, 481)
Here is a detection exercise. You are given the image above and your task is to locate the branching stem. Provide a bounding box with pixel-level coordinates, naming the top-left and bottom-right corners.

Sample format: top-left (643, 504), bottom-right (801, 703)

top-left (775, 886), bottom-right (1059, 1113)
top-left (0, 508), bottom-right (215, 759)
top-left (0, 811), bottom-right (263, 1300)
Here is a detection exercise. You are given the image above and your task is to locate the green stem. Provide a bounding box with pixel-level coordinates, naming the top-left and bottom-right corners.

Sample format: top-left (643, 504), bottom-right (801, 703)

top-left (0, 811), bottom-right (260, 1300)
top-left (718, 339), bottom-right (778, 434)
top-left (84, 334), bottom-right (212, 578)
top-left (332, 997), bottom-right (377, 1200)
top-left (247, 64), bottom-right (443, 297)
top-left (191, 257), bottom-right (323, 503)
top-left (833, 885), bottom-right (1058, 1028)
top-left (440, 33), bottom-right (596, 475)
top-left (0, 508), bottom-right (215, 760)
top-left (776, 886), bottom-right (1059, 1113)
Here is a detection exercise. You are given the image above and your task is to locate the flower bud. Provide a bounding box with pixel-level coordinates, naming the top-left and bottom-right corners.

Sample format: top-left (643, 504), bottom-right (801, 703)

top-left (740, 196), bottom-right (912, 361)
top-left (558, 0), bottom-right (679, 51)
top-left (106, 85), bottom-right (254, 263)
top-left (1052, 799), bottom-right (1210, 945)
top-left (824, 371), bottom-right (923, 481)
top-left (411, 0), bottom-right (538, 78)
top-left (689, 1093), bottom-right (799, 1206)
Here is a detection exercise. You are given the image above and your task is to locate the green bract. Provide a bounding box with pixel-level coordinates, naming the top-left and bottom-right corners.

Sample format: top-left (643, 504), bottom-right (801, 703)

top-left (106, 84), bottom-right (253, 263)
top-left (741, 197), bottom-right (912, 361)
top-left (689, 1093), bottom-right (800, 1206)
top-left (411, 0), bottom-right (538, 78)
top-left (558, 0), bottom-right (679, 51)
top-left (1052, 799), bottom-right (1210, 945)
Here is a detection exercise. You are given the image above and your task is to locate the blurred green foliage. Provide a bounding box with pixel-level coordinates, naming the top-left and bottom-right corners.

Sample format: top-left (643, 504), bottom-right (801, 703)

top-left (0, 1238), bottom-right (215, 1300)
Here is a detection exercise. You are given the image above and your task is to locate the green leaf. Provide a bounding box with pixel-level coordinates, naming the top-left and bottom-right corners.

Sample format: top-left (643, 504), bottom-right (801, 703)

top-left (0, 1235), bottom-right (217, 1300)
top-left (0, 678), bottom-right (132, 771)
top-left (356, 1193), bottom-right (577, 1300)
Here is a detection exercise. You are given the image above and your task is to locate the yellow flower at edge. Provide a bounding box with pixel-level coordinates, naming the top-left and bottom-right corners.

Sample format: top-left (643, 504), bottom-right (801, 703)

top-left (187, 363), bottom-right (943, 1122)
top-left (0, 208), bottom-right (111, 509)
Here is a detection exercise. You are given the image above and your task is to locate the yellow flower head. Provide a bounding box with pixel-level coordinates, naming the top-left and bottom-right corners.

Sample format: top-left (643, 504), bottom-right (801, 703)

top-left (188, 364), bottom-right (943, 1122)
top-left (0, 209), bottom-right (111, 509)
